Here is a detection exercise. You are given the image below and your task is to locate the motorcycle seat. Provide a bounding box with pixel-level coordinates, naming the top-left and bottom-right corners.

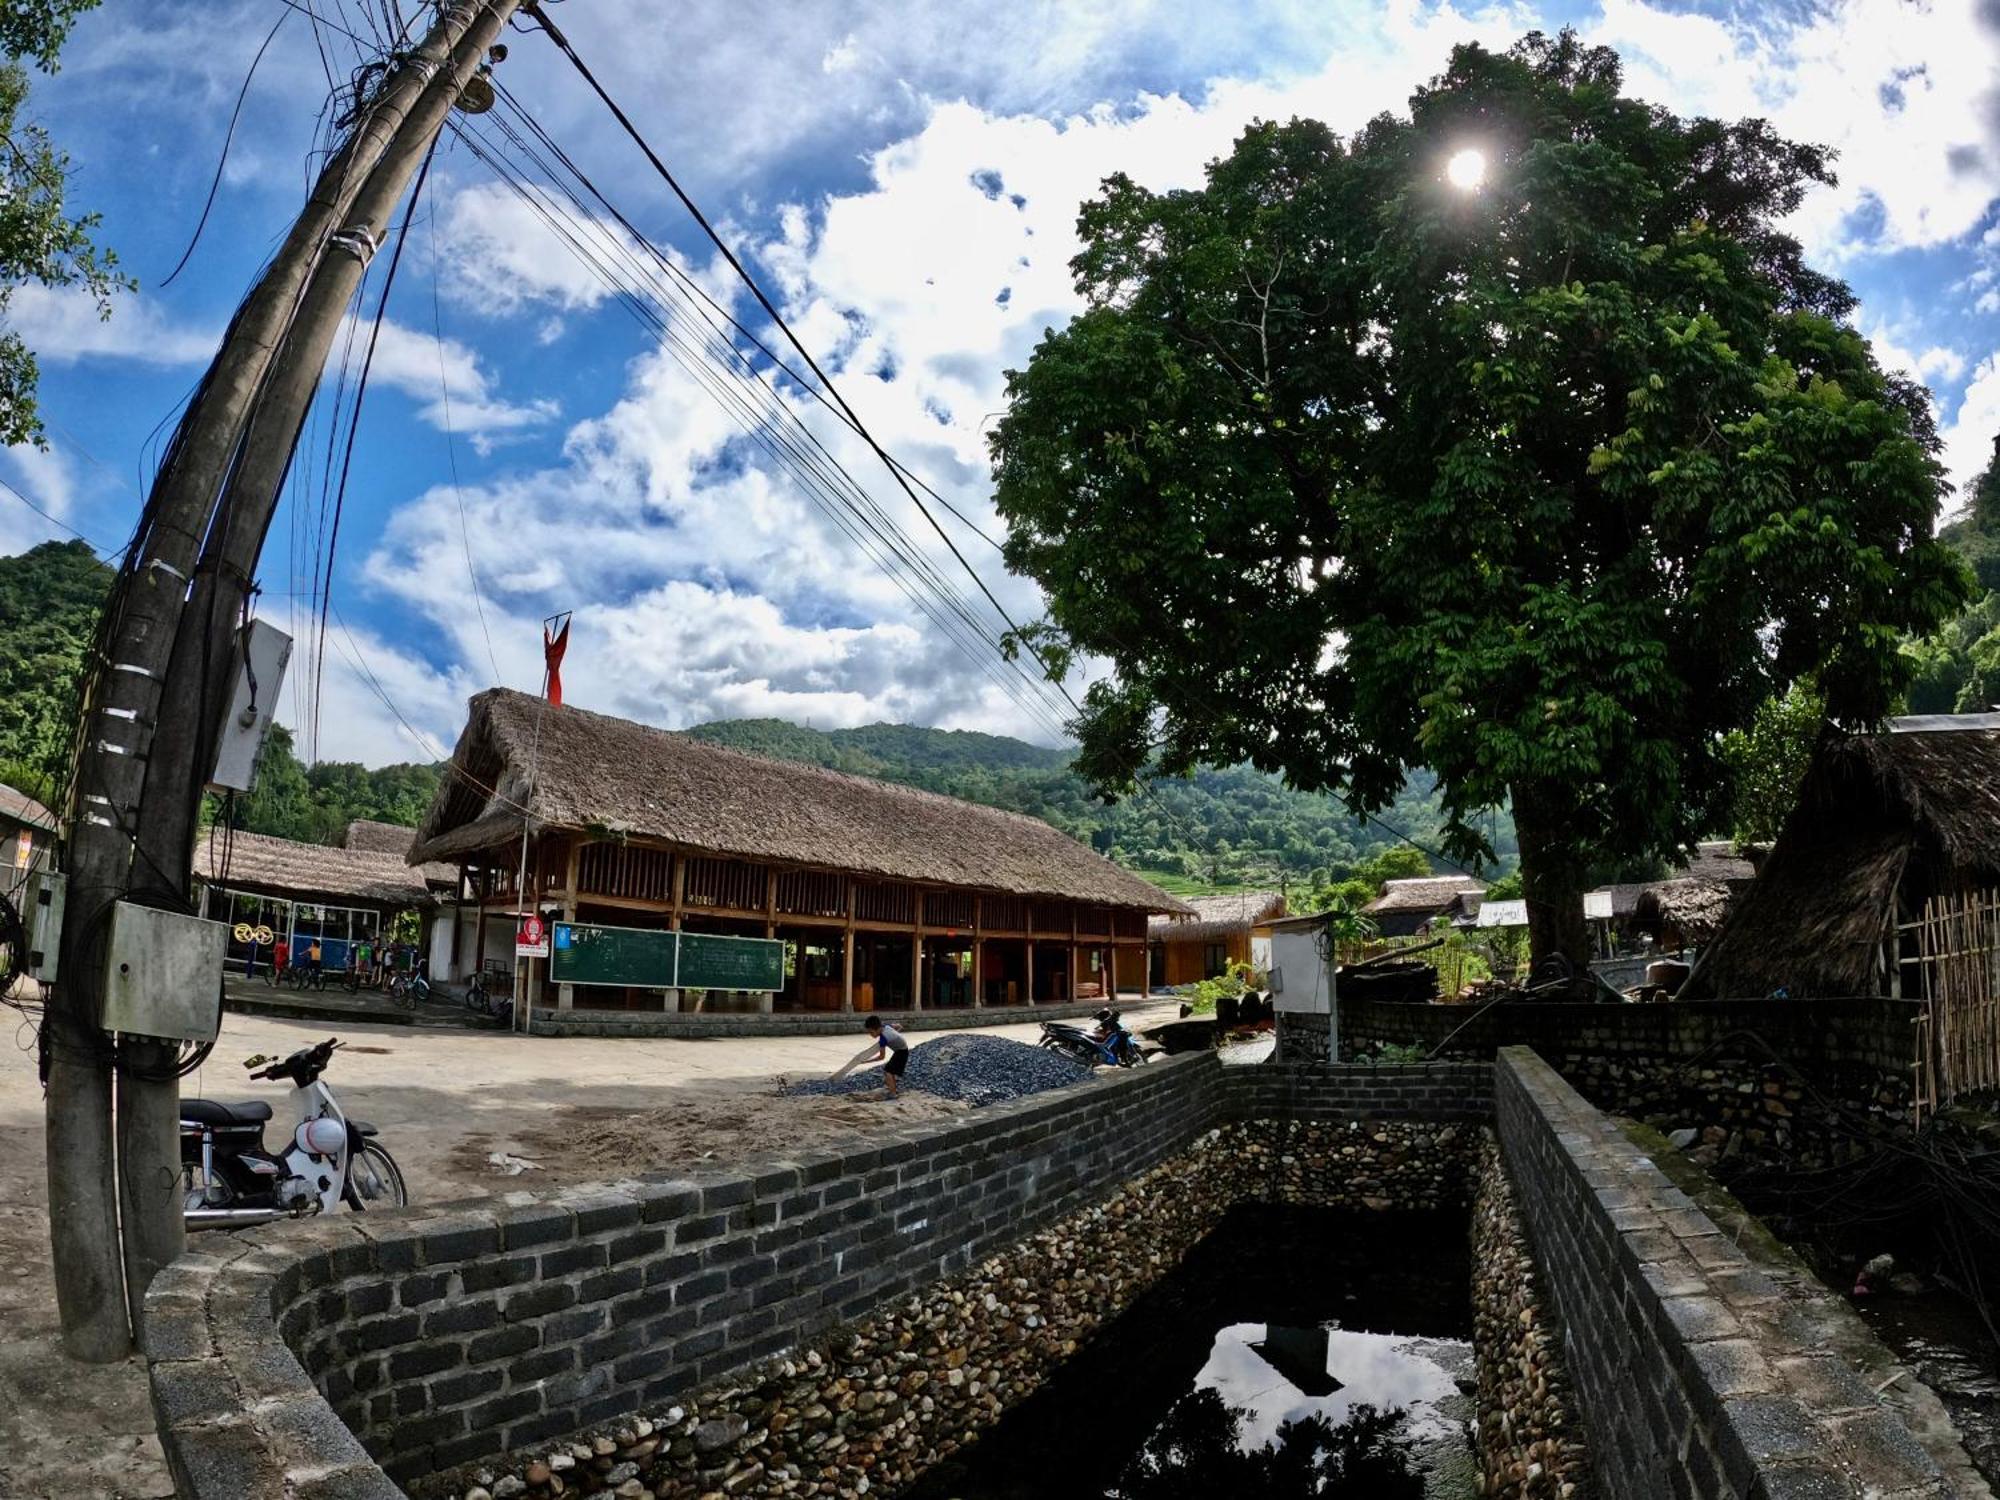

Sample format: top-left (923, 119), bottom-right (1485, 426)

top-left (349, 1119), bottom-right (379, 1137)
top-left (181, 1098), bottom-right (274, 1127)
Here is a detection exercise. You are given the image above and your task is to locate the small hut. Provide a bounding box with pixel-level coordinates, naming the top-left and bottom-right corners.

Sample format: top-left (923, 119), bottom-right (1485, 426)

top-left (1363, 875), bottom-right (1486, 937)
top-left (1683, 716), bottom-right (2000, 999)
top-left (1149, 890), bottom-right (1288, 987)
top-left (193, 829), bottom-right (435, 975)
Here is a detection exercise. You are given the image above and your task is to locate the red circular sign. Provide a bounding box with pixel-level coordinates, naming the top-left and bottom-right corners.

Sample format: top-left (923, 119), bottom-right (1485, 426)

top-left (520, 915), bottom-right (545, 946)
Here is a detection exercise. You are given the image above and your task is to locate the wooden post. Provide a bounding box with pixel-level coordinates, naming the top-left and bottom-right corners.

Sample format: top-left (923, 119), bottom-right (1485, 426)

top-left (910, 928), bottom-right (924, 1012)
top-left (841, 878), bottom-right (856, 1013)
top-left (558, 838), bottom-right (580, 1011)
top-left (664, 850), bottom-right (686, 1012)
top-left (971, 898), bottom-right (984, 1008)
top-left (1069, 944), bottom-right (1079, 1006)
top-left (1026, 938), bottom-right (1036, 1005)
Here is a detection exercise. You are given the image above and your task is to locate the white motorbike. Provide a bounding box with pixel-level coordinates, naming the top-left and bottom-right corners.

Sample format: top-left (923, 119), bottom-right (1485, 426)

top-left (180, 1036), bottom-right (408, 1229)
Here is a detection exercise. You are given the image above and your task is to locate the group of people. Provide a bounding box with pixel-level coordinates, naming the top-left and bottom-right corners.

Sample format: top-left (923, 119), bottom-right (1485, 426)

top-left (242, 932), bottom-right (421, 987)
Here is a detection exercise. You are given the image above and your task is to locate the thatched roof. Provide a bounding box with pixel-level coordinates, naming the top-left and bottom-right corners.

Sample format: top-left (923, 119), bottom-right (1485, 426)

top-left (1587, 841), bottom-right (1761, 920)
top-left (194, 829), bottom-right (434, 908)
top-left (411, 689), bottom-right (1190, 914)
top-left (1150, 890), bottom-right (1288, 942)
top-left (1365, 876), bottom-right (1486, 915)
top-left (342, 819), bottom-right (456, 889)
top-left (1633, 877), bottom-right (1735, 947)
top-left (1684, 721), bottom-right (2000, 998)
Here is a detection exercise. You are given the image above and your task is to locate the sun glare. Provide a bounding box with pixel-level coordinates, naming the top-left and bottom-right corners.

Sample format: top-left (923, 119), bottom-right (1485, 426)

top-left (1446, 148), bottom-right (1487, 191)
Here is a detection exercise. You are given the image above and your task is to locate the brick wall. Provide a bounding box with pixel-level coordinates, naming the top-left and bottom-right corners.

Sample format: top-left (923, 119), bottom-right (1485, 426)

top-left (1329, 995), bottom-right (1918, 1075)
top-left (145, 1055), bottom-right (1497, 1498)
top-left (1494, 1047), bottom-right (1954, 1499)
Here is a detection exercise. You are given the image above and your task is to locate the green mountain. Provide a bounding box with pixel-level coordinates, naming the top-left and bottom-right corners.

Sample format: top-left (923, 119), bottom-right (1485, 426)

top-left (1908, 452), bottom-right (2000, 715)
top-left (683, 717), bottom-right (1511, 890)
top-left (0, 539), bottom-right (113, 791)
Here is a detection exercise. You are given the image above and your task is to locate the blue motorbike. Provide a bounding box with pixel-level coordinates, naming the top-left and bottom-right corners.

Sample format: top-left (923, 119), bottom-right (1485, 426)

top-left (1038, 1010), bottom-right (1147, 1068)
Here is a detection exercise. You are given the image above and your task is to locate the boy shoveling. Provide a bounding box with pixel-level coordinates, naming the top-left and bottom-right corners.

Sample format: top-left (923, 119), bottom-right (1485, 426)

top-left (862, 1015), bottom-right (909, 1098)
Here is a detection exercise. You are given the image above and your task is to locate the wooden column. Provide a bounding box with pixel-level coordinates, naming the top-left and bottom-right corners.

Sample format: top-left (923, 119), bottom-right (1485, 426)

top-left (841, 878), bottom-right (856, 1012)
top-left (1069, 944), bottom-right (1079, 1006)
top-left (1026, 938), bottom-right (1036, 1005)
top-left (557, 837), bottom-right (581, 1011)
top-left (971, 898), bottom-right (984, 1008)
top-left (665, 850), bottom-right (686, 1013)
top-left (910, 926), bottom-right (924, 1012)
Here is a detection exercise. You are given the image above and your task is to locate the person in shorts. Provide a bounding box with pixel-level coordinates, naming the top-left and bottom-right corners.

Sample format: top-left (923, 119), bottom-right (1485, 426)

top-left (865, 1015), bottom-right (909, 1098)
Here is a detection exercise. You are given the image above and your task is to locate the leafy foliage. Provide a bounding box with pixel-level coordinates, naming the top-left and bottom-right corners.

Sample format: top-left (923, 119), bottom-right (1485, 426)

top-left (0, 0), bottom-right (125, 450)
top-left (0, 537), bottom-right (108, 774)
top-left (990, 31), bottom-right (1971, 961)
top-left (1718, 678), bottom-right (1824, 844)
top-left (216, 724), bottom-right (442, 846)
top-left (1111, 1389), bottom-right (1424, 1500)
top-left (1907, 456), bottom-right (2000, 716)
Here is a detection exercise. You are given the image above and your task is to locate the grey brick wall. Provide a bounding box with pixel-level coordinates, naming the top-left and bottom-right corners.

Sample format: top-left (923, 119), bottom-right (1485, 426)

top-left (143, 1054), bottom-right (1499, 1498)
top-left (1494, 1047), bottom-right (1954, 1499)
top-left (529, 998), bottom-right (1137, 1038)
top-left (1331, 995), bottom-right (1918, 1074)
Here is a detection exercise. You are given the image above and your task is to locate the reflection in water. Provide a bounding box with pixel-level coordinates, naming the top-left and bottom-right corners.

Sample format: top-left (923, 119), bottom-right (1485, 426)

top-left (901, 1205), bottom-right (1478, 1500)
top-left (1111, 1388), bottom-right (1424, 1500)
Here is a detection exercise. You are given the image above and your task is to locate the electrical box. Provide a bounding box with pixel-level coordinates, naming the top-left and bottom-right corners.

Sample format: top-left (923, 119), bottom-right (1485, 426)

top-left (18, 869), bottom-right (66, 982)
top-left (209, 619), bottom-right (292, 793)
top-left (98, 901), bottom-right (225, 1043)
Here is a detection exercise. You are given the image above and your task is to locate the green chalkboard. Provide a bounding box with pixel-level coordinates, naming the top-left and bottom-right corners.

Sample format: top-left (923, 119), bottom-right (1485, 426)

top-left (550, 922), bottom-right (677, 988)
top-left (677, 932), bottom-right (785, 992)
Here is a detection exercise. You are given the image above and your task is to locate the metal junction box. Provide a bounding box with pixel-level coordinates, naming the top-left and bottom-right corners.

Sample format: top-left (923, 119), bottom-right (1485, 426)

top-left (209, 618), bottom-right (292, 793)
top-left (18, 869), bottom-right (66, 982)
top-left (99, 901), bottom-right (225, 1042)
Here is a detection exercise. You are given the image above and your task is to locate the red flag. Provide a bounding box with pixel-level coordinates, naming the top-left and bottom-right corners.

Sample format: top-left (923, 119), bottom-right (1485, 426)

top-left (543, 614), bottom-right (571, 706)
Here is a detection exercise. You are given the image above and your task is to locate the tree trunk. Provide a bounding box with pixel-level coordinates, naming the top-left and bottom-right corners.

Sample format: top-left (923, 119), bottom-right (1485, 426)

top-left (1512, 781), bottom-right (1591, 975)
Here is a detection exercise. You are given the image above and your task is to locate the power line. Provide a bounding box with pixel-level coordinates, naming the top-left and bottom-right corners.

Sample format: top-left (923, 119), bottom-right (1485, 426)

top-left (160, 9), bottom-right (290, 286)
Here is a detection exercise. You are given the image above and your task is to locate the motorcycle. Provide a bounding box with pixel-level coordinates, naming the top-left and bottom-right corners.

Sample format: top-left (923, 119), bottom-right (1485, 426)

top-left (179, 1036), bottom-right (408, 1230)
top-left (1039, 1009), bottom-right (1147, 1069)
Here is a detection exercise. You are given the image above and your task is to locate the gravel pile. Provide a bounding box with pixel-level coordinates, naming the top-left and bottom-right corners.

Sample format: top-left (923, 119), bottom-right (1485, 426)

top-left (786, 1032), bottom-right (1091, 1106)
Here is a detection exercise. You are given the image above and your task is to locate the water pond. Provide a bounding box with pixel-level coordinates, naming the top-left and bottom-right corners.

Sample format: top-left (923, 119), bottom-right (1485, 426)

top-left (904, 1204), bottom-right (1478, 1500)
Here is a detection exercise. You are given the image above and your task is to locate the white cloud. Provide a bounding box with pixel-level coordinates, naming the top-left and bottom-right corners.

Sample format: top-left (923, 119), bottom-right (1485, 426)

top-left (436, 181), bottom-right (643, 316)
top-left (0, 444), bottom-right (81, 555)
top-left (6, 285), bottom-right (216, 367)
top-left (1942, 354), bottom-right (2000, 517)
top-left (337, 315), bottom-right (558, 451)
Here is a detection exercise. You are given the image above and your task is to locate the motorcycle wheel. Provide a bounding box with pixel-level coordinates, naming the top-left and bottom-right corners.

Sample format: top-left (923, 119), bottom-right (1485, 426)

top-left (1060, 1038), bottom-right (1099, 1068)
top-left (344, 1141), bottom-right (409, 1210)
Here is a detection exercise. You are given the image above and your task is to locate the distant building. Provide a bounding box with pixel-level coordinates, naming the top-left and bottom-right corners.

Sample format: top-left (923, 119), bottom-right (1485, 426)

top-left (1684, 716), bottom-right (2000, 998)
top-left (1363, 875), bottom-right (1486, 937)
top-left (1149, 890), bottom-right (1288, 987)
top-left (193, 828), bottom-right (435, 975)
top-left (1584, 841), bottom-right (1760, 949)
top-left (409, 689), bottom-right (1188, 1017)
top-left (0, 782), bottom-right (56, 884)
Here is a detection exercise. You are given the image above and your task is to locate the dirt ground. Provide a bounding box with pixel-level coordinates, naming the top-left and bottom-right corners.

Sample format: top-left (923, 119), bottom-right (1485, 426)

top-left (0, 1002), bottom-right (1176, 1498)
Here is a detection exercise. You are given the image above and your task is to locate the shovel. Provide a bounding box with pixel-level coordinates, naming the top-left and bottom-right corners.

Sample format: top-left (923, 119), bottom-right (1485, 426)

top-left (828, 1043), bottom-right (883, 1084)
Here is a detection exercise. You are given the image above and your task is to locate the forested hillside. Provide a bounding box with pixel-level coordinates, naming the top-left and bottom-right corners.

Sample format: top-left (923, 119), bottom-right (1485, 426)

top-left (684, 718), bottom-right (1512, 889)
top-left (0, 539), bottom-right (112, 785)
top-left (1907, 453), bottom-right (2000, 714)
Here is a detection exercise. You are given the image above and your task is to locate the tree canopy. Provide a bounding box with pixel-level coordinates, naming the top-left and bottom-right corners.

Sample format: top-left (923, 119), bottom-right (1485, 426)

top-left (0, 0), bottom-right (122, 449)
top-left (991, 31), bottom-right (1970, 962)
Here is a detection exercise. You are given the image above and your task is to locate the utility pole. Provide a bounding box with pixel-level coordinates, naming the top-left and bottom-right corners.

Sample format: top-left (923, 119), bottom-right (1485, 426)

top-left (1325, 913), bottom-right (1340, 1065)
top-left (51, 0), bottom-right (521, 1358)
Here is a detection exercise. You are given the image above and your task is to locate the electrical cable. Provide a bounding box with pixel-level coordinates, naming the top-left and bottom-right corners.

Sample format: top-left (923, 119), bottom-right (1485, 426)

top-left (159, 9), bottom-right (290, 287)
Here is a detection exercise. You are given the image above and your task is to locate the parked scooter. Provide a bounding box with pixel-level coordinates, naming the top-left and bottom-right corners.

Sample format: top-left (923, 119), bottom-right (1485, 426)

top-left (1038, 1007), bottom-right (1147, 1068)
top-left (179, 1036), bottom-right (408, 1230)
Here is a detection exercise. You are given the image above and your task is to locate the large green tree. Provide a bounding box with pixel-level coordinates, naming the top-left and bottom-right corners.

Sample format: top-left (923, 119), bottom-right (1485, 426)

top-left (0, 0), bottom-right (121, 449)
top-left (991, 32), bottom-right (1970, 964)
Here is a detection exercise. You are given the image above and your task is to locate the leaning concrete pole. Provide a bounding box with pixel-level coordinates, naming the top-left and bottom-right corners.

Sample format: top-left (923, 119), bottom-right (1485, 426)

top-left (114, 0), bottom-right (522, 1336)
top-left (51, 0), bottom-right (516, 1361)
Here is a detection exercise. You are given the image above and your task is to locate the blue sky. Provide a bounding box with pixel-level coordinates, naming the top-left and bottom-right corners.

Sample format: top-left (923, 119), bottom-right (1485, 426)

top-left (6, 0), bottom-right (2000, 765)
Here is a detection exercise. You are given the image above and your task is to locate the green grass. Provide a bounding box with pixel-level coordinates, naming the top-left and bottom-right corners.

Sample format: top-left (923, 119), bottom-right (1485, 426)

top-left (1128, 867), bottom-right (1283, 898)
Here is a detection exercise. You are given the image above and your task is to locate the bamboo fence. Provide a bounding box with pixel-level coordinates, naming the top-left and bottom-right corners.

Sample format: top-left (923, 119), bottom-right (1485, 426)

top-left (1901, 888), bottom-right (2000, 1125)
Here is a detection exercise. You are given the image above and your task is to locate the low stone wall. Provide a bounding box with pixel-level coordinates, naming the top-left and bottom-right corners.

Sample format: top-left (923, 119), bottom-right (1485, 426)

top-left (416, 1118), bottom-right (1483, 1500)
top-left (1471, 1134), bottom-right (1592, 1500)
top-left (529, 999), bottom-right (1140, 1039)
top-left (144, 1054), bottom-right (1493, 1498)
top-left (1287, 997), bottom-right (1917, 1173)
top-left (1495, 1045), bottom-right (1958, 1498)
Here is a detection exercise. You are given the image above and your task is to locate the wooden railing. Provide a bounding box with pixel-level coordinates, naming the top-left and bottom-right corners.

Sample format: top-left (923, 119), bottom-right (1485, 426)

top-left (577, 842), bottom-right (674, 903)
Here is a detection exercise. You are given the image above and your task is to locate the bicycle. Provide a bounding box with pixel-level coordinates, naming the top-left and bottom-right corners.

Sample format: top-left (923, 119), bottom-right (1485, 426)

top-left (463, 972), bottom-right (495, 1017)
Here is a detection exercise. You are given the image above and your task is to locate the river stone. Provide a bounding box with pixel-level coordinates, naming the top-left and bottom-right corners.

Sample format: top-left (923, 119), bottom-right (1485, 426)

top-left (694, 1413), bottom-right (748, 1453)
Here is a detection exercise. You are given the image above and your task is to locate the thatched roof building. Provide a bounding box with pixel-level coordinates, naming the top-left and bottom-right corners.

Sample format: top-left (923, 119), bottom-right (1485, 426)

top-left (1683, 718), bottom-right (2000, 999)
top-left (1148, 891), bottom-right (1288, 943)
top-left (194, 829), bottom-right (434, 908)
top-left (1363, 875), bottom-right (1486, 937)
top-left (342, 818), bottom-right (456, 890)
top-left (1632, 878), bottom-right (1735, 949)
top-left (413, 689), bottom-right (1185, 913)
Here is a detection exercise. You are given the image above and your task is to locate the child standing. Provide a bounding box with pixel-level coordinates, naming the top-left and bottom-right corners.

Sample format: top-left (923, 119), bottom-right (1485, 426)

top-left (864, 1015), bottom-right (910, 1098)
